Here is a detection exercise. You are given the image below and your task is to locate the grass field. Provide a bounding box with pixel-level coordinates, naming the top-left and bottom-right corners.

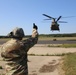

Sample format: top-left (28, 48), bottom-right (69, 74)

top-left (47, 44), bottom-right (76, 48)
top-left (38, 36), bottom-right (76, 41)
top-left (62, 53), bottom-right (76, 75)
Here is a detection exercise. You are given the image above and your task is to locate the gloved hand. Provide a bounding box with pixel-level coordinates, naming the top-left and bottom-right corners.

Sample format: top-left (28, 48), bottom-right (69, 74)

top-left (32, 23), bottom-right (38, 38)
top-left (33, 23), bottom-right (38, 30)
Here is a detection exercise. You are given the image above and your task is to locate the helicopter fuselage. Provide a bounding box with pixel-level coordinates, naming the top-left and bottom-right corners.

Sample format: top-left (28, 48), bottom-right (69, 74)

top-left (51, 22), bottom-right (60, 31)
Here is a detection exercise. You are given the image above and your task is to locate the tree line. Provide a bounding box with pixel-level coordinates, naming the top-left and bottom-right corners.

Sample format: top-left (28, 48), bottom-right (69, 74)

top-left (0, 33), bottom-right (76, 38)
top-left (39, 33), bottom-right (76, 37)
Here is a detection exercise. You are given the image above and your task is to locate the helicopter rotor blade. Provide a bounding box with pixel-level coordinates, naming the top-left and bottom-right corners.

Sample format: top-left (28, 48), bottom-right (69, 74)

top-left (62, 16), bottom-right (76, 18)
top-left (42, 14), bottom-right (53, 19)
top-left (58, 21), bottom-right (67, 23)
top-left (56, 16), bottom-right (62, 22)
top-left (43, 19), bottom-right (52, 20)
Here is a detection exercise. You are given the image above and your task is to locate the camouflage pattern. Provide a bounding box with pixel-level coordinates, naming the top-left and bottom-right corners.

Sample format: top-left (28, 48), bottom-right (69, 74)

top-left (0, 28), bottom-right (38, 75)
top-left (7, 27), bottom-right (25, 38)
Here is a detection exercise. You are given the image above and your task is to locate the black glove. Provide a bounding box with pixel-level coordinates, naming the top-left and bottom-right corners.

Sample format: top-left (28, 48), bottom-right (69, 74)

top-left (33, 23), bottom-right (38, 30)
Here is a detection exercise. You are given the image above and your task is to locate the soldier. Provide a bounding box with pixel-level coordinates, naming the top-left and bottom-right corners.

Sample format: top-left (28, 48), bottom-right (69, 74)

top-left (0, 23), bottom-right (38, 75)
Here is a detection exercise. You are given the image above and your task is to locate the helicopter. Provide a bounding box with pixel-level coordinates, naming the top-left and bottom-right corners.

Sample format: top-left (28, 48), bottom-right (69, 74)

top-left (42, 14), bottom-right (68, 31)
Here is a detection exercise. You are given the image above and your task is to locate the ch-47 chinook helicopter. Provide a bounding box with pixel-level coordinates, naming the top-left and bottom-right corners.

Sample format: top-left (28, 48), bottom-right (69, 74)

top-left (42, 14), bottom-right (68, 31)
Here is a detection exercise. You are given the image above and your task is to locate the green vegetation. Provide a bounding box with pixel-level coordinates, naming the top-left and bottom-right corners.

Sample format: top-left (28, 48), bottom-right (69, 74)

top-left (0, 33), bottom-right (76, 40)
top-left (0, 33), bottom-right (76, 41)
top-left (28, 53), bottom-right (71, 56)
top-left (61, 44), bottom-right (76, 48)
top-left (39, 33), bottom-right (76, 37)
top-left (62, 53), bottom-right (76, 75)
top-left (39, 36), bottom-right (76, 41)
top-left (47, 44), bottom-right (76, 48)
top-left (38, 33), bottom-right (76, 40)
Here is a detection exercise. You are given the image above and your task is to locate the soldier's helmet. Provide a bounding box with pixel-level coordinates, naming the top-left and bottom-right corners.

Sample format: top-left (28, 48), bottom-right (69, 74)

top-left (8, 27), bottom-right (25, 38)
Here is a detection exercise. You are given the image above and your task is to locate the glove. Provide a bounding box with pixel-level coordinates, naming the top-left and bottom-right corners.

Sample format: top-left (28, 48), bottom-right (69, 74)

top-left (32, 23), bottom-right (38, 38)
top-left (33, 23), bottom-right (38, 30)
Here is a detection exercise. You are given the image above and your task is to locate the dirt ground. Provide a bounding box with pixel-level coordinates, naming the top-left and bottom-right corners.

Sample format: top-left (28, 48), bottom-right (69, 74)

top-left (0, 45), bottom-right (76, 75)
top-left (28, 56), bottom-right (62, 75)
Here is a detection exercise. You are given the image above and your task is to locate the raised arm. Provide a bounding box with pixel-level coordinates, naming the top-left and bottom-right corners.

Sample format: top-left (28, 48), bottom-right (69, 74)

top-left (22, 23), bottom-right (38, 52)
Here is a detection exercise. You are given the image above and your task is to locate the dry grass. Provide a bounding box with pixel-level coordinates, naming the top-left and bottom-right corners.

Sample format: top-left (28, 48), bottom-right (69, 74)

top-left (62, 53), bottom-right (76, 75)
top-left (38, 37), bottom-right (76, 41)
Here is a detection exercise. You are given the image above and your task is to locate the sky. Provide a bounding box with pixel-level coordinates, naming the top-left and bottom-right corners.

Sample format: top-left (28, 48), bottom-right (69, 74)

top-left (0, 0), bottom-right (76, 35)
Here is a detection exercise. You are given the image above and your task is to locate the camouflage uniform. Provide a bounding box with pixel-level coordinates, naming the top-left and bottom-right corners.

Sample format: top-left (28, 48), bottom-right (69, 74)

top-left (0, 26), bottom-right (38, 75)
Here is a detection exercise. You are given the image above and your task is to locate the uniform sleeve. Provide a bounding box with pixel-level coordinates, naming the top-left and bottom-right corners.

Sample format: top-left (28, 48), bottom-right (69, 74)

top-left (22, 28), bottom-right (38, 52)
top-left (1, 40), bottom-right (21, 58)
